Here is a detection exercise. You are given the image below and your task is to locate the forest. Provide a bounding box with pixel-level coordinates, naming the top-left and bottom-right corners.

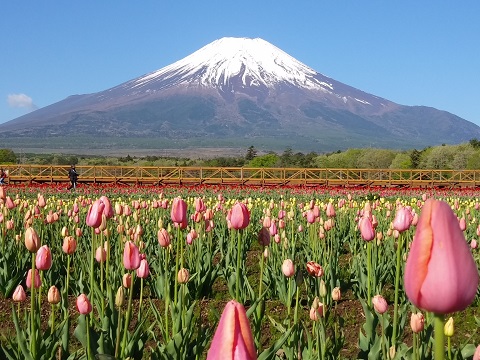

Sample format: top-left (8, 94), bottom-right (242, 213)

top-left (2, 139), bottom-right (480, 170)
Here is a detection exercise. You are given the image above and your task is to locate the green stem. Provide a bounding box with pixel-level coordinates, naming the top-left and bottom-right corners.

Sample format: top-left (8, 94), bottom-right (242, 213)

top-left (115, 307), bottom-right (122, 359)
top-left (50, 304), bottom-right (55, 333)
top-left (138, 277), bottom-right (144, 321)
top-left (367, 241), bottom-right (372, 306)
top-left (89, 227), bottom-right (95, 307)
top-left (434, 314), bottom-right (445, 360)
top-left (392, 233), bottom-right (404, 350)
top-left (30, 253), bottom-right (37, 359)
top-left (174, 226), bottom-right (180, 305)
top-left (100, 256), bottom-right (105, 318)
top-left (447, 336), bottom-right (452, 360)
top-left (236, 229), bottom-right (242, 301)
top-left (64, 255), bottom-right (71, 319)
top-left (86, 314), bottom-right (93, 360)
top-left (121, 271), bottom-right (135, 359)
top-left (165, 248), bottom-right (170, 338)
top-left (413, 332), bottom-right (418, 360)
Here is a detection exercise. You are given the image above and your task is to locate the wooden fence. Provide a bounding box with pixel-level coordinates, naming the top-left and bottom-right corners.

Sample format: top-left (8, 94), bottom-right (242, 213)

top-left (2, 165), bottom-right (480, 188)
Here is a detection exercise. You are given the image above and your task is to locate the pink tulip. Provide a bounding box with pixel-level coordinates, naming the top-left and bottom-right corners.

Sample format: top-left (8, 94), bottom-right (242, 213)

top-left (26, 269), bottom-right (41, 289)
top-left (86, 199), bottom-right (105, 228)
top-left (76, 294), bottom-right (92, 314)
top-left (12, 285), bottom-right (26, 302)
top-left (95, 246), bottom-right (107, 263)
top-left (123, 273), bottom-right (132, 288)
top-left (157, 228), bottom-right (171, 247)
top-left (372, 295), bottom-right (388, 314)
top-left (326, 203), bottom-right (336, 217)
top-left (99, 196), bottom-right (114, 219)
top-left (123, 241), bottom-right (141, 270)
top-left (404, 199), bottom-right (479, 314)
top-left (474, 345), bottom-right (480, 360)
top-left (171, 197), bottom-right (187, 224)
top-left (206, 300), bottom-right (256, 360)
top-left (282, 259), bottom-right (295, 278)
top-left (410, 312), bottom-right (425, 333)
top-left (359, 217), bottom-right (375, 241)
top-left (195, 197), bottom-right (207, 212)
top-left (47, 285), bottom-right (61, 304)
top-left (136, 259), bottom-right (150, 278)
top-left (36, 245), bottom-right (52, 270)
top-left (24, 227), bottom-right (40, 253)
top-left (309, 302), bottom-right (324, 321)
top-left (393, 206), bottom-right (413, 232)
top-left (230, 202), bottom-right (250, 230)
top-left (471, 239), bottom-right (478, 249)
top-left (62, 236), bottom-right (77, 255)
top-left (177, 268), bottom-right (190, 284)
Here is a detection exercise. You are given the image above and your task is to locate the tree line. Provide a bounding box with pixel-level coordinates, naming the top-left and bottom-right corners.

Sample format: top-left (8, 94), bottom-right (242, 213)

top-left (2, 139), bottom-right (480, 169)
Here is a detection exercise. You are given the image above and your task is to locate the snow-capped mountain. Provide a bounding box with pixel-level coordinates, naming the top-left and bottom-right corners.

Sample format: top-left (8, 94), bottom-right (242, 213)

top-left (0, 37), bottom-right (478, 152)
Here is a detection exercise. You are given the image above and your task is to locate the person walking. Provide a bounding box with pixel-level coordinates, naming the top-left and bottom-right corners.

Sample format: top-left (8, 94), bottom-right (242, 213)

top-left (68, 165), bottom-right (78, 190)
top-left (0, 168), bottom-right (6, 185)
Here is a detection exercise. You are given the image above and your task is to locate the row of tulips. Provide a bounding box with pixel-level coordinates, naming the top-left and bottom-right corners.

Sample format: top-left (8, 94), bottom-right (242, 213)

top-left (0, 185), bottom-right (480, 359)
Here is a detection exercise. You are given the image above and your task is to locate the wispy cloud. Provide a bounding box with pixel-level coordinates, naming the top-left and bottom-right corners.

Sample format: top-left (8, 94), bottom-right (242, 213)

top-left (7, 93), bottom-right (38, 110)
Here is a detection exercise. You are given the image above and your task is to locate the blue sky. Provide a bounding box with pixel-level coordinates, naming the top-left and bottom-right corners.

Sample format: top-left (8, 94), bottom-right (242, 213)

top-left (1, 1), bottom-right (479, 126)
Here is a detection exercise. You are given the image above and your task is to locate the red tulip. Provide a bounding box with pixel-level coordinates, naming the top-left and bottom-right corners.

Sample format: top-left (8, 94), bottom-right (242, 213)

top-left (404, 199), bottom-right (479, 314)
top-left (306, 261), bottom-right (324, 277)
top-left (206, 300), bottom-right (256, 360)
top-left (36, 245), bottom-right (52, 270)
top-left (171, 197), bottom-right (187, 224)
top-left (123, 241), bottom-right (140, 270)
top-left (230, 202), bottom-right (250, 230)
top-left (76, 293), bottom-right (92, 314)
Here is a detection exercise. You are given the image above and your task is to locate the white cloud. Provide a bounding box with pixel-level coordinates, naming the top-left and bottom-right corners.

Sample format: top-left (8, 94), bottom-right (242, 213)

top-left (7, 93), bottom-right (38, 110)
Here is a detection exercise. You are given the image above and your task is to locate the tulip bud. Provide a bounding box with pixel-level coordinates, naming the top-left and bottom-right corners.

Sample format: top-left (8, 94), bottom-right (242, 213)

top-left (177, 268), bottom-right (190, 284)
top-left (123, 273), bottom-right (132, 288)
top-left (444, 317), bottom-right (454, 337)
top-left (24, 227), bottom-right (40, 253)
top-left (12, 285), bottom-right (26, 302)
top-left (115, 286), bottom-right (125, 307)
top-left (309, 302), bottom-right (324, 321)
top-left (76, 294), bottom-right (92, 315)
top-left (410, 312), bottom-right (425, 333)
top-left (157, 228), bottom-right (171, 248)
top-left (281, 259), bottom-right (295, 278)
top-left (47, 286), bottom-right (61, 304)
top-left (95, 246), bottom-right (107, 263)
top-left (319, 279), bottom-right (327, 298)
top-left (473, 345), bottom-right (480, 360)
top-left (372, 295), bottom-right (388, 314)
top-left (35, 245), bottom-right (52, 270)
top-left (26, 269), bottom-right (41, 289)
top-left (332, 287), bottom-right (341, 302)
top-left (136, 259), bottom-right (150, 279)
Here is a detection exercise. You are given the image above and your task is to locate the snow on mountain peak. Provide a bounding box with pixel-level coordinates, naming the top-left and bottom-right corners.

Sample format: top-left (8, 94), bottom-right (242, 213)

top-left (130, 37), bottom-right (333, 92)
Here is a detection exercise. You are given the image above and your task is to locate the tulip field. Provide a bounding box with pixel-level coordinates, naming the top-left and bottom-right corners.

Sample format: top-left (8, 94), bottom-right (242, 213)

top-left (0, 183), bottom-right (479, 360)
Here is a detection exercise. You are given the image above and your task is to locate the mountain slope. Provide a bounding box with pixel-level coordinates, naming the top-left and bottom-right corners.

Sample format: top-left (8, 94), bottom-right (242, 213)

top-left (1, 37), bottom-right (478, 152)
